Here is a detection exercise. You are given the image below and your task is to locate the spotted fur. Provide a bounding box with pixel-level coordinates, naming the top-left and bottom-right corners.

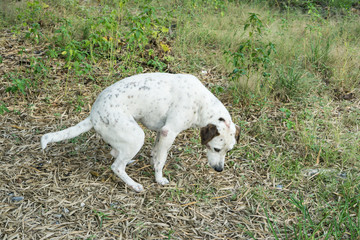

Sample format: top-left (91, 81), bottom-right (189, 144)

top-left (41, 73), bottom-right (240, 192)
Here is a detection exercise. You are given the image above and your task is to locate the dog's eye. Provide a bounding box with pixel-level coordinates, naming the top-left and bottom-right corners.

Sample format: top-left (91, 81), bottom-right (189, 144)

top-left (214, 148), bottom-right (221, 152)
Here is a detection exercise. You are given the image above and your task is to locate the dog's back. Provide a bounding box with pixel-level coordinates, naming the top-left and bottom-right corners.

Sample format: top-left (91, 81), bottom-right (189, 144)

top-left (90, 73), bottom-right (209, 131)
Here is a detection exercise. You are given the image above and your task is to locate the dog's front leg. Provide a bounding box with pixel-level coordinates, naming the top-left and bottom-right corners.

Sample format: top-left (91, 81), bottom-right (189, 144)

top-left (150, 132), bottom-right (161, 167)
top-left (152, 127), bottom-right (178, 185)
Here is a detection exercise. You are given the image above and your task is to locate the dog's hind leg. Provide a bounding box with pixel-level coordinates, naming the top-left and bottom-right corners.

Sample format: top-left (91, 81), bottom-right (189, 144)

top-left (98, 118), bottom-right (145, 192)
top-left (110, 148), bottom-right (136, 165)
top-left (112, 155), bottom-right (144, 192)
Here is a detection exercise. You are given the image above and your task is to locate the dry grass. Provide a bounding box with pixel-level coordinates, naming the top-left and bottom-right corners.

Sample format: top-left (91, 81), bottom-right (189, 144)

top-left (1, 1), bottom-right (360, 239)
top-left (0, 30), bottom-right (278, 240)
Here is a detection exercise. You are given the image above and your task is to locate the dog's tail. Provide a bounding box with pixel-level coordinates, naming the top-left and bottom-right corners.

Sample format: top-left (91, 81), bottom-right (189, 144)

top-left (41, 117), bottom-right (93, 150)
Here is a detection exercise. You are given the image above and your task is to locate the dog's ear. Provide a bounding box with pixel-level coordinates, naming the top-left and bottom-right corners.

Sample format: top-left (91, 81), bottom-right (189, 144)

top-left (235, 125), bottom-right (240, 143)
top-left (200, 124), bottom-right (220, 145)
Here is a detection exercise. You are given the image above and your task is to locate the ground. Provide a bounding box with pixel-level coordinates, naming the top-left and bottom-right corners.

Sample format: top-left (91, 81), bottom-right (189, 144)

top-left (1, 1), bottom-right (360, 239)
top-left (0, 32), bottom-right (263, 239)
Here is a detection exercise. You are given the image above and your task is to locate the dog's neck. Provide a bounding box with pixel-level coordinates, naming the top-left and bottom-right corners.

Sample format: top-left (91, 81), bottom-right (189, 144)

top-left (196, 94), bottom-right (231, 128)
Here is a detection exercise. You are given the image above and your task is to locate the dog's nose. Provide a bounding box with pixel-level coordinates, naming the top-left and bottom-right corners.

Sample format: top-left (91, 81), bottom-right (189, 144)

top-left (214, 166), bottom-right (223, 172)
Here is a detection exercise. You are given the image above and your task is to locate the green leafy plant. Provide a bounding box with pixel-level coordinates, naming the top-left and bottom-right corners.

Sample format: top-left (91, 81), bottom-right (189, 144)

top-left (226, 13), bottom-right (276, 97)
top-left (0, 102), bottom-right (10, 115)
top-left (125, 5), bottom-right (169, 63)
top-left (306, 1), bottom-right (325, 22)
top-left (147, 57), bottom-right (167, 71)
top-left (25, 22), bottom-right (43, 43)
top-left (75, 95), bottom-right (85, 112)
top-left (126, 6), bottom-right (159, 51)
top-left (93, 210), bottom-right (110, 229)
top-left (16, 0), bottom-right (47, 25)
top-left (29, 56), bottom-right (48, 76)
top-left (61, 40), bottom-right (86, 68)
top-left (83, 10), bottom-right (119, 61)
top-left (211, 85), bottom-right (224, 96)
top-left (166, 229), bottom-right (175, 240)
top-left (53, 19), bottom-right (73, 48)
top-left (6, 74), bottom-right (31, 95)
top-left (279, 107), bottom-right (295, 129)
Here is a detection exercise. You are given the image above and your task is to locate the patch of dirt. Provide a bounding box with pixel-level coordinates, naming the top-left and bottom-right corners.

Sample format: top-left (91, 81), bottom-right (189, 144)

top-left (2, 27), bottom-right (357, 239)
top-left (0, 31), bottom-right (284, 239)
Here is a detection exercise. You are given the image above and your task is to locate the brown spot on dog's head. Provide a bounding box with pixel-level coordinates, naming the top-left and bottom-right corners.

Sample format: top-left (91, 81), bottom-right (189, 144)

top-left (235, 125), bottom-right (240, 143)
top-left (200, 124), bottom-right (220, 145)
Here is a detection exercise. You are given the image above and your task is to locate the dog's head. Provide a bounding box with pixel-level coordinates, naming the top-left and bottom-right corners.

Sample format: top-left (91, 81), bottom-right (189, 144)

top-left (200, 118), bottom-right (240, 172)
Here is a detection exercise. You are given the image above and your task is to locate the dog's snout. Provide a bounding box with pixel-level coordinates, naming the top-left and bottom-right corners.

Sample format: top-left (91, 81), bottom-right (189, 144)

top-left (214, 165), bottom-right (223, 172)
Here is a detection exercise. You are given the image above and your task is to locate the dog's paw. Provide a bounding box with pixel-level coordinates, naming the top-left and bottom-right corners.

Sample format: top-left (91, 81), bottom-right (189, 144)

top-left (131, 183), bottom-right (144, 192)
top-left (156, 177), bottom-right (169, 185)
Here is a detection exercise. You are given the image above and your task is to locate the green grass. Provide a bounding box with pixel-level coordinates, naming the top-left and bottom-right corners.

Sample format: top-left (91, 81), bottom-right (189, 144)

top-left (264, 179), bottom-right (360, 239)
top-left (1, 0), bottom-right (359, 238)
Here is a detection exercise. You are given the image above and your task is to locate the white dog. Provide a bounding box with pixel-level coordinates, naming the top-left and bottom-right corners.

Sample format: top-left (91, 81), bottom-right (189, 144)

top-left (41, 73), bottom-right (240, 192)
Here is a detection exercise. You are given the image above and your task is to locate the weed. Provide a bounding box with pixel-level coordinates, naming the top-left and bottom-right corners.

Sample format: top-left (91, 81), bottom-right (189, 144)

top-left (288, 195), bottom-right (320, 238)
top-left (93, 210), bottom-right (110, 229)
top-left (5, 74), bottom-right (31, 95)
top-left (53, 19), bottom-right (73, 48)
top-left (123, 4), bottom-right (170, 71)
top-left (166, 229), bottom-right (175, 240)
top-left (168, 188), bottom-right (185, 202)
top-left (147, 57), bottom-right (167, 71)
top-left (0, 102), bottom-right (10, 115)
top-left (25, 22), bottom-right (43, 44)
top-left (225, 13), bottom-right (276, 100)
top-left (306, 35), bottom-right (332, 81)
top-left (265, 191), bottom-right (360, 239)
top-left (75, 95), bottom-right (85, 112)
top-left (29, 56), bottom-right (48, 77)
top-left (264, 206), bottom-right (282, 240)
top-left (211, 85), bottom-right (224, 95)
top-left (61, 40), bottom-right (87, 68)
top-left (306, 1), bottom-right (324, 22)
top-left (0, 1), bottom-right (359, 239)
top-left (279, 108), bottom-right (295, 130)
top-left (273, 64), bottom-right (303, 101)
top-left (46, 46), bottom-right (59, 58)
top-left (230, 193), bottom-right (237, 201)
top-left (237, 224), bottom-right (257, 239)
top-left (189, 0), bottom-right (227, 15)
top-left (84, 10), bottom-right (119, 62)
top-left (125, 6), bottom-right (167, 52)
top-left (191, 185), bottom-right (215, 201)
top-left (16, 0), bottom-right (49, 26)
